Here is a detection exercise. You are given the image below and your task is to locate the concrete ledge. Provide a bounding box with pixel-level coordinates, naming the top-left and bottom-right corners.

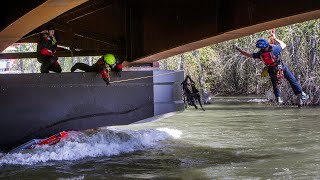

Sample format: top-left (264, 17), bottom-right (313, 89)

top-left (0, 70), bottom-right (184, 150)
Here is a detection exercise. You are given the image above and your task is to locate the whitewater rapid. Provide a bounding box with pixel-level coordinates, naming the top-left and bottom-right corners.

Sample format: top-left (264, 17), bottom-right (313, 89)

top-left (0, 127), bottom-right (182, 165)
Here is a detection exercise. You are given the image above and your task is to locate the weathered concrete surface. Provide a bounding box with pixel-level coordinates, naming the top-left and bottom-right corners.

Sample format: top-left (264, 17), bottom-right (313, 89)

top-left (153, 70), bottom-right (184, 116)
top-left (0, 70), bottom-right (184, 151)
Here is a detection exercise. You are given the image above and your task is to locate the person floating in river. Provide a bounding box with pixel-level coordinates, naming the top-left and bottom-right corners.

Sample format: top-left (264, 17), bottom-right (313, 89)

top-left (234, 32), bottom-right (309, 107)
top-left (181, 75), bottom-right (205, 111)
top-left (70, 53), bottom-right (122, 85)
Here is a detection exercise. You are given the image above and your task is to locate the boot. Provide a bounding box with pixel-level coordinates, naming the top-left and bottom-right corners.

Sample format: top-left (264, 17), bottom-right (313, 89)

top-left (70, 63), bottom-right (79, 72)
top-left (301, 91), bottom-right (309, 100)
top-left (297, 92), bottom-right (309, 107)
top-left (297, 94), bottom-right (303, 107)
top-left (40, 63), bottom-right (50, 73)
top-left (276, 97), bottom-right (283, 104)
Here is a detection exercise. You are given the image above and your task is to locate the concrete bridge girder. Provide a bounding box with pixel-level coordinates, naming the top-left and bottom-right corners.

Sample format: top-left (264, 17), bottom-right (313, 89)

top-left (0, 0), bottom-right (89, 52)
top-left (0, 71), bottom-right (184, 150)
top-left (0, 0), bottom-right (319, 62)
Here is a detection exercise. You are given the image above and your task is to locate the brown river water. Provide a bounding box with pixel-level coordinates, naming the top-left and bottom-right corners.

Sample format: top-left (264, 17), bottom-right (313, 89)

top-left (1, 97), bottom-right (319, 179)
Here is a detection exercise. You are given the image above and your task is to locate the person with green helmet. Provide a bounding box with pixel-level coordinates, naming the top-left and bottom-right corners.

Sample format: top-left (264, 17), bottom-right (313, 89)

top-left (70, 53), bottom-right (123, 85)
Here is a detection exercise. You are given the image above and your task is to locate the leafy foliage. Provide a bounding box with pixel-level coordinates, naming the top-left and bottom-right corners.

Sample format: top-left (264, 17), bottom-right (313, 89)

top-left (160, 19), bottom-right (320, 105)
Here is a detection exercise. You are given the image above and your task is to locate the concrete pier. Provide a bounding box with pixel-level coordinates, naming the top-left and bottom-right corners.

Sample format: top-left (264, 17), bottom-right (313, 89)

top-left (0, 70), bottom-right (184, 150)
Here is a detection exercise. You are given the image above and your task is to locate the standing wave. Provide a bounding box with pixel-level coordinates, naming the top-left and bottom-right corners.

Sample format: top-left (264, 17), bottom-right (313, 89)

top-left (0, 128), bottom-right (182, 165)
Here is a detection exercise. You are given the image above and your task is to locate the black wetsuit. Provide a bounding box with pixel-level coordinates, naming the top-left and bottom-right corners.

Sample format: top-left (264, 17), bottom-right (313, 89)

top-left (37, 33), bottom-right (61, 73)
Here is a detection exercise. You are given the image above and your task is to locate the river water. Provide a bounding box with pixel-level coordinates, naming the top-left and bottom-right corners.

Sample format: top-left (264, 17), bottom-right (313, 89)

top-left (1, 97), bottom-right (320, 179)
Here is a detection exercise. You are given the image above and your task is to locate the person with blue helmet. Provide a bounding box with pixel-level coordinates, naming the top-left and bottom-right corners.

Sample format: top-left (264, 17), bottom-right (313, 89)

top-left (70, 53), bottom-right (123, 85)
top-left (234, 33), bottom-right (308, 107)
top-left (256, 38), bottom-right (269, 49)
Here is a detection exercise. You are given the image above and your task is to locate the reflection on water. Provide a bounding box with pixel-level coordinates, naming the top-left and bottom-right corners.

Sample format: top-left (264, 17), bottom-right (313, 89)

top-left (1, 97), bottom-right (320, 179)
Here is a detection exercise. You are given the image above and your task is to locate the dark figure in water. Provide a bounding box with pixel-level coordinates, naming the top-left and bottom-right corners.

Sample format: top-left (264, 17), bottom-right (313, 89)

top-left (181, 76), bottom-right (196, 108)
top-left (181, 75), bottom-right (205, 111)
top-left (190, 82), bottom-right (205, 111)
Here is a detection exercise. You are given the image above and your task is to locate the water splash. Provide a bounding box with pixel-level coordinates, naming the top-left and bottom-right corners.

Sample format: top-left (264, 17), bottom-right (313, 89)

top-left (57, 176), bottom-right (85, 180)
top-left (157, 128), bottom-right (183, 139)
top-left (0, 128), bottom-right (182, 165)
top-left (247, 98), bottom-right (268, 103)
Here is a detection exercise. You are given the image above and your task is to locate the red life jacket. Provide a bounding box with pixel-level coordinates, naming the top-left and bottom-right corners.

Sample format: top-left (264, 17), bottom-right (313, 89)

top-left (260, 50), bottom-right (277, 66)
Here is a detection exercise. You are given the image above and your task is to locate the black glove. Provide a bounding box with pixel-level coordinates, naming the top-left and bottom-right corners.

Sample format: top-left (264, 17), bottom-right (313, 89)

top-left (104, 78), bottom-right (110, 85)
top-left (233, 45), bottom-right (240, 51)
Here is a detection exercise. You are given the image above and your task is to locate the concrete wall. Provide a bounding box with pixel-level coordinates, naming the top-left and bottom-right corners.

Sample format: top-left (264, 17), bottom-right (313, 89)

top-left (153, 70), bottom-right (184, 116)
top-left (0, 70), bottom-right (184, 150)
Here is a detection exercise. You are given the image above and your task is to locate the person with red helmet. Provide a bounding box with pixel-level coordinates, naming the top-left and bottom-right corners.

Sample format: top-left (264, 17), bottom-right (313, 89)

top-left (70, 53), bottom-right (123, 85)
top-left (234, 33), bottom-right (309, 107)
top-left (36, 25), bottom-right (63, 73)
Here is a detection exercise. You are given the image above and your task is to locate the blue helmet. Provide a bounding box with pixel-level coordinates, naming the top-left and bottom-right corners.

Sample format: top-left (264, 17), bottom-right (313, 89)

top-left (256, 38), bottom-right (269, 49)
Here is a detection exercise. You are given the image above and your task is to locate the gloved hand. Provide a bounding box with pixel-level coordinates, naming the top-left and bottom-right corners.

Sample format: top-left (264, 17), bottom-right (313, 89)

top-left (233, 45), bottom-right (240, 51)
top-left (104, 78), bottom-right (110, 85)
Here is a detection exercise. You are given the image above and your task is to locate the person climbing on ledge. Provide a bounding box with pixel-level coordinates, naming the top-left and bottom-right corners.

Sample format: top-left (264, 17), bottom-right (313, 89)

top-left (234, 32), bottom-right (309, 107)
top-left (181, 75), bottom-right (205, 111)
top-left (189, 80), bottom-right (205, 111)
top-left (37, 25), bottom-right (64, 73)
top-left (70, 53), bottom-right (122, 85)
top-left (181, 75), bottom-right (197, 109)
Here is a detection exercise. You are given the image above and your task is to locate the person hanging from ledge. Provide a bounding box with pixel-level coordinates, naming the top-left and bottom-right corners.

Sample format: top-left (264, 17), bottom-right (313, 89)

top-left (234, 32), bottom-right (309, 107)
top-left (181, 75), bottom-right (205, 111)
top-left (37, 25), bottom-right (64, 73)
top-left (70, 53), bottom-right (123, 85)
top-left (189, 79), bottom-right (205, 111)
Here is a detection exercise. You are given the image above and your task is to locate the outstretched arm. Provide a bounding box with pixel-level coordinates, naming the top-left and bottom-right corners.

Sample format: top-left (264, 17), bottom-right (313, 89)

top-left (100, 69), bottom-right (110, 85)
top-left (234, 45), bottom-right (253, 58)
top-left (271, 33), bottom-right (286, 49)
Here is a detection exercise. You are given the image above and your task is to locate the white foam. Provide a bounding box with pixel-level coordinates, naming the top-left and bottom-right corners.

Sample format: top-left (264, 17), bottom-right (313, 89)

top-left (157, 128), bottom-right (182, 139)
top-left (57, 176), bottom-right (84, 180)
top-left (247, 98), bottom-right (268, 103)
top-left (0, 128), bottom-right (182, 165)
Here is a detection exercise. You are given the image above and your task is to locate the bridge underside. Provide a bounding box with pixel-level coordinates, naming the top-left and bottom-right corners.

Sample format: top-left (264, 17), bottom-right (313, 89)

top-left (1, 0), bottom-right (320, 62)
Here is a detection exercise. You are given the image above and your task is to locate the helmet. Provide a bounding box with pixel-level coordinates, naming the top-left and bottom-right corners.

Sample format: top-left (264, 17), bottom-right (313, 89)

top-left (256, 38), bottom-right (269, 49)
top-left (103, 54), bottom-right (116, 65)
top-left (45, 25), bottom-right (55, 31)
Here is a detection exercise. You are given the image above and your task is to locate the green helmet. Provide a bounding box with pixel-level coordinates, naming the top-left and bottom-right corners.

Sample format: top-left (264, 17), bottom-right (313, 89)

top-left (103, 54), bottom-right (116, 65)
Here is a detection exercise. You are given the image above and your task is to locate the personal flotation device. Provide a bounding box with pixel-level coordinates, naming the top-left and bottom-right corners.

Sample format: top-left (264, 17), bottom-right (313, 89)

top-left (260, 28), bottom-right (279, 67)
top-left (260, 50), bottom-right (278, 66)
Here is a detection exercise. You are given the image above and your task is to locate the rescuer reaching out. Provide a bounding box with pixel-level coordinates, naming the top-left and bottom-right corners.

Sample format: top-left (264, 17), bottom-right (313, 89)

top-left (70, 53), bottom-right (123, 85)
top-left (37, 25), bottom-right (64, 73)
top-left (234, 32), bottom-right (309, 107)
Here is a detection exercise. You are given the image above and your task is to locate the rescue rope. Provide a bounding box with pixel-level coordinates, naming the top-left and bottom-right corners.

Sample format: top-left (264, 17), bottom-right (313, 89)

top-left (270, 28), bottom-right (284, 93)
top-left (110, 71), bottom-right (180, 84)
top-left (19, 31), bottom-right (46, 40)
